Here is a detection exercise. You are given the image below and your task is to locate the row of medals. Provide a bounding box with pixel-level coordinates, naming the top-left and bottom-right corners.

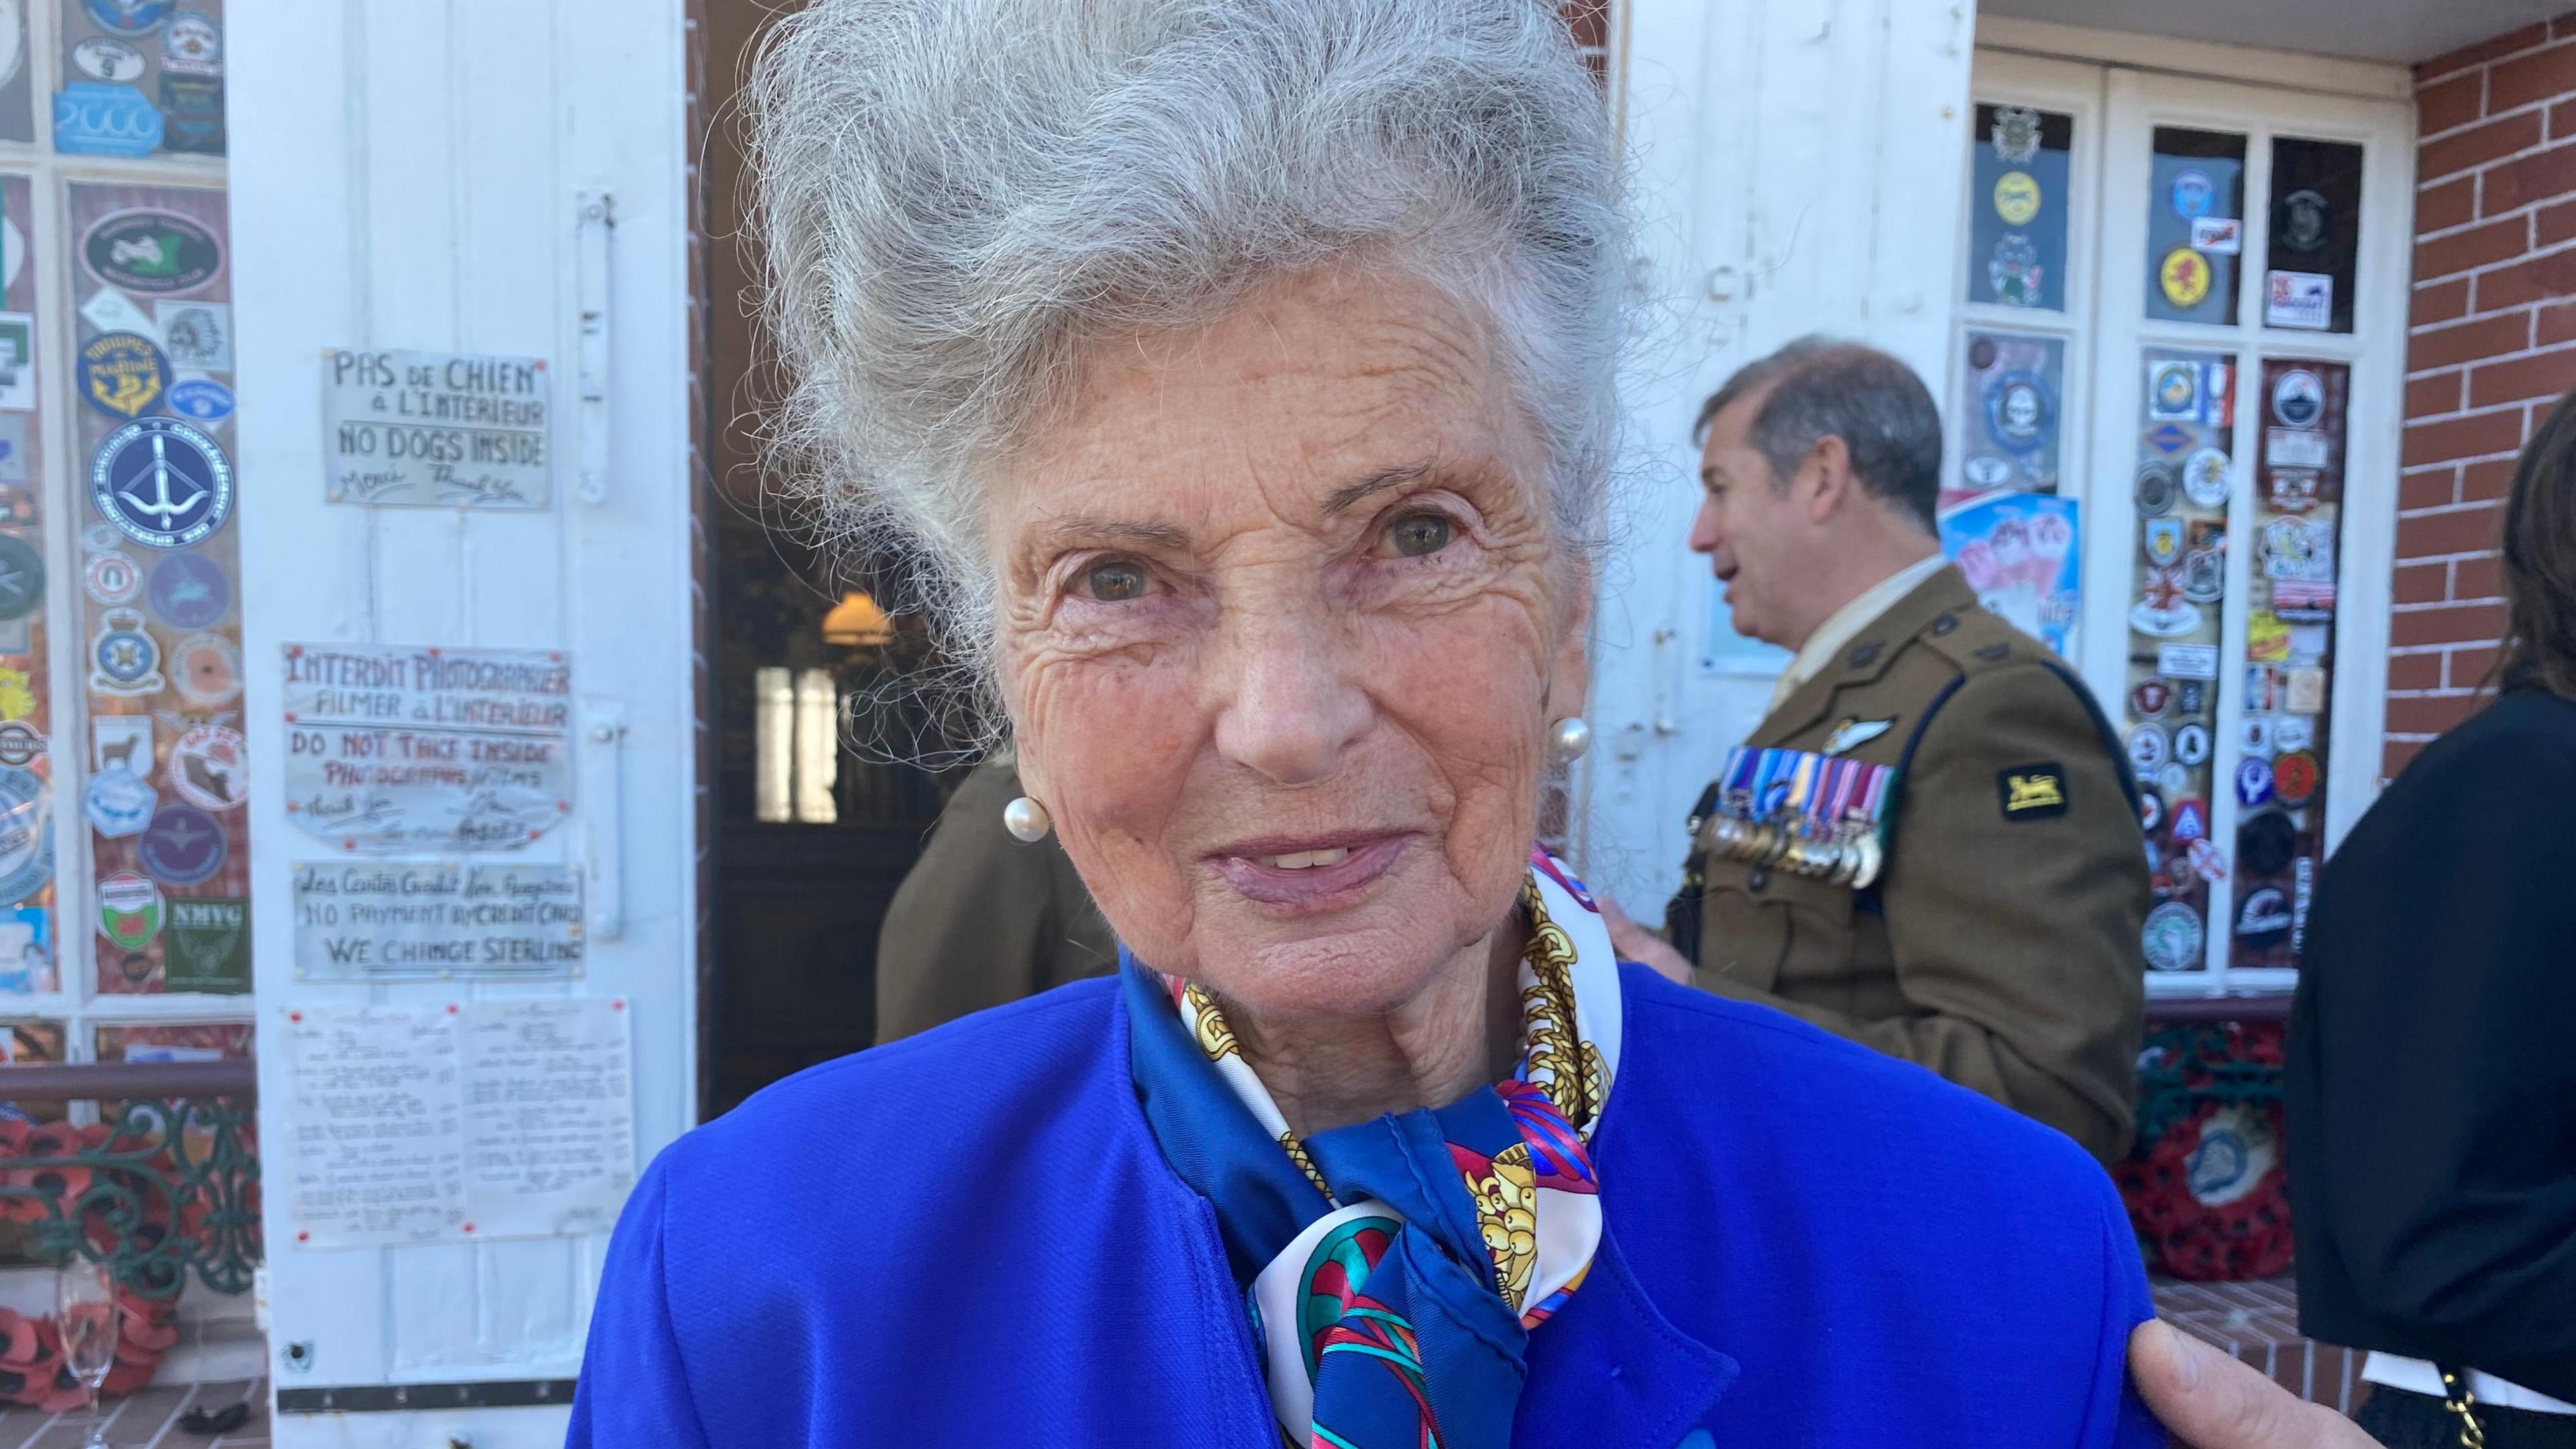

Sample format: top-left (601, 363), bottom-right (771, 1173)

top-left (1702, 808), bottom-right (1887, 890)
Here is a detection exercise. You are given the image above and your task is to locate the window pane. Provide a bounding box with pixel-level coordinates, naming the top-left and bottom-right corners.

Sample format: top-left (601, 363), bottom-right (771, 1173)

top-left (2144, 128), bottom-right (2247, 326)
top-left (54, 0), bottom-right (225, 157)
top-left (1968, 104), bottom-right (2073, 313)
top-left (72, 182), bottom-right (250, 998)
top-left (0, 174), bottom-right (55, 1001)
top-left (1949, 329), bottom-right (2067, 507)
top-left (2264, 138), bottom-right (2363, 334)
top-left (2125, 349), bottom-right (2238, 975)
top-left (2231, 360), bottom-right (2347, 970)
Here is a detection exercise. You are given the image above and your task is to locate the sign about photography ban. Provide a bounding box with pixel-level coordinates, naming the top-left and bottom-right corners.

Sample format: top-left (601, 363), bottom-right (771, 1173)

top-left (321, 347), bottom-right (551, 508)
top-left (293, 860), bottom-right (584, 981)
top-left (282, 643), bottom-right (573, 852)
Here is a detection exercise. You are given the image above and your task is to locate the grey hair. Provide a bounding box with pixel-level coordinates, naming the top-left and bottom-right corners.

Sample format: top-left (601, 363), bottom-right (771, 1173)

top-left (743, 0), bottom-right (1625, 722)
top-left (1693, 337), bottom-right (1944, 533)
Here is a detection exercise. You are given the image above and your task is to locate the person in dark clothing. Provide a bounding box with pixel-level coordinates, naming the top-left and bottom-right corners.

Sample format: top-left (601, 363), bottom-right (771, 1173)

top-left (2289, 386), bottom-right (2576, 1446)
top-left (873, 756), bottom-right (1115, 1042)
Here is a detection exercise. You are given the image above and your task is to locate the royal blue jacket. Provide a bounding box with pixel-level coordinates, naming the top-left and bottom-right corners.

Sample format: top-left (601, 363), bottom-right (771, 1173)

top-left (568, 966), bottom-right (2162, 1446)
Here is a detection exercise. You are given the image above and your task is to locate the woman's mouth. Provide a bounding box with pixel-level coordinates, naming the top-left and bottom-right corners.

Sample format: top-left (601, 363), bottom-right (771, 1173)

top-left (1206, 833), bottom-right (1413, 911)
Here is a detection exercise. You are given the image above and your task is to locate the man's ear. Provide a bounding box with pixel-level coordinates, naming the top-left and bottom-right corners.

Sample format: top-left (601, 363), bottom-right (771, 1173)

top-left (1801, 434), bottom-right (1855, 525)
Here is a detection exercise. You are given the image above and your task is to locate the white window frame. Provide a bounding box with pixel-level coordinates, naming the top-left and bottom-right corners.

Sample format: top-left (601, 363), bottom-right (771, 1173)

top-left (1964, 51), bottom-right (2415, 996)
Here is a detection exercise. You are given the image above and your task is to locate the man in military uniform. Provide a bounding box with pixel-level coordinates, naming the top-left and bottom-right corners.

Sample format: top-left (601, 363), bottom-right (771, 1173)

top-left (1607, 339), bottom-right (2148, 1164)
top-left (874, 755), bottom-right (1116, 1042)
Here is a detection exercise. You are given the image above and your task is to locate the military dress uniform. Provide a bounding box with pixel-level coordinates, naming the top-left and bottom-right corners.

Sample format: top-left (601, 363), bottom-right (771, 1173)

top-left (874, 756), bottom-right (1116, 1044)
top-left (1665, 564), bottom-right (2149, 1163)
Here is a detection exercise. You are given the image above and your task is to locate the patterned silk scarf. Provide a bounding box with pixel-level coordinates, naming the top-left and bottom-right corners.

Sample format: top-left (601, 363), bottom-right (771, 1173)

top-left (1124, 847), bottom-right (1624, 1449)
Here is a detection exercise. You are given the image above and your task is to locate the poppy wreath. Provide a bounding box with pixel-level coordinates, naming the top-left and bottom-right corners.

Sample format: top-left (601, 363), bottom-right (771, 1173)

top-left (0, 1112), bottom-right (256, 1408)
top-left (2112, 1022), bottom-right (2294, 1282)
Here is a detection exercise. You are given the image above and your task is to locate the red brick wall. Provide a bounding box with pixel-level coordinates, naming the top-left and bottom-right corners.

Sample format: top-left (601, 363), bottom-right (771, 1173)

top-left (2393, 18), bottom-right (2576, 776)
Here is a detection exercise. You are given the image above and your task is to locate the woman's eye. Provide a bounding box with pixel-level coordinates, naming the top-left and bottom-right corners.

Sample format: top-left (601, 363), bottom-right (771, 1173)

top-left (1386, 513), bottom-right (1454, 558)
top-left (1081, 559), bottom-right (1148, 602)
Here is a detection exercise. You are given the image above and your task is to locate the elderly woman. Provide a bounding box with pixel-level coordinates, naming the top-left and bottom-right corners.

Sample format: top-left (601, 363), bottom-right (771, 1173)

top-left (569, 2), bottom-right (2373, 1445)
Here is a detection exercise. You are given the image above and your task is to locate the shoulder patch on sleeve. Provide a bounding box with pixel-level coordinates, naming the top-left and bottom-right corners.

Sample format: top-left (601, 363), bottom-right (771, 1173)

top-left (1997, 762), bottom-right (2070, 820)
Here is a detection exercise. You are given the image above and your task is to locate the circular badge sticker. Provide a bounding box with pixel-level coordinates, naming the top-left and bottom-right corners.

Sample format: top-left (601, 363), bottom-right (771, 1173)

top-left (2239, 715), bottom-right (2276, 759)
top-left (97, 869), bottom-right (161, 951)
top-left (2128, 590), bottom-right (2201, 639)
top-left (2137, 788), bottom-right (2165, 835)
top-left (2174, 721), bottom-right (2212, 767)
top-left (2271, 369), bottom-right (2324, 428)
top-left (2131, 678), bottom-right (2171, 718)
top-left (167, 723), bottom-right (245, 812)
top-left (2178, 547), bottom-right (2225, 604)
top-left (2158, 761), bottom-right (2190, 796)
top-left (2125, 723), bottom-right (2169, 775)
top-left (1984, 371), bottom-right (2052, 453)
top-left (2273, 716), bottom-right (2316, 753)
top-left (2135, 463), bottom-right (2179, 517)
top-left (2235, 885), bottom-right (2293, 950)
top-left (2170, 169), bottom-right (2215, 219)
top-left (0, 721), bottom-right (40, 769)
top-left (84, 549), bottom-right (140, 604)
top-left (138, 803), bottom-right (223, 886)
top-left (80, 0), bottom-right (172, 36)
top-left (2182, 447), bottom-right (2233, 508)
top-left (2279, 189), bottom-right (2330, 254)
top-left (91, 416), bottom-right (233, 548)
top-left (2159, 246), bottom-right (2212, 309)
top-left (2143, 900), bottom-right (2205, 973)
top-left (2240, 812), bottom-right (2298, 877)
top-left (83, 766), bottom-right (155, 839)
top-left (78, 331), bottom-right (169, 420)
top-left (82, 208), bottom-right (221, 294)
top-left (0, 533), bottom-right (41, 623)
top-left (71, 36), bottom-right (144, 83)
top-left (1967, 335), bottom-right (2000, 370)
top-left (1992, 170), bottom-right (2041, 226)
top-left (2272, 749), bottom-right (2320, 807)
top-left (170, 631), bottom-right (240, 706)
top-left (2234, 755), bottom-right (2275, 808)
top-left (145, 551), bottom-right (227, 629)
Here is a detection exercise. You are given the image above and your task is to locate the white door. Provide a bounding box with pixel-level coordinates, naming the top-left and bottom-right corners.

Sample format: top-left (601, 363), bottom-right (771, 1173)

top-left (1582, 0), bottom-right (1976, 908)
top-left (231, 1), bottom-right (695, 1444)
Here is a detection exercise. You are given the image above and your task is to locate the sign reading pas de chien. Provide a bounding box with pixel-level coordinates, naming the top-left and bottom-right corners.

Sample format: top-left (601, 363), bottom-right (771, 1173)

top-left (321, 347), bottom-right (551, 508)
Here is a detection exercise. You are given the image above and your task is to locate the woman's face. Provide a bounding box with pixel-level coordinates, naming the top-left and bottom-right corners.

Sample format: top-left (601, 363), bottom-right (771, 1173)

top-left (989, 267), bottom-right (1586, 1024)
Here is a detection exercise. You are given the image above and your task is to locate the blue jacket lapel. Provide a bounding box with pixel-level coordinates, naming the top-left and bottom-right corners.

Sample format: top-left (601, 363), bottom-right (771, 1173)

top-left (1514, 1225), bottom-right (1737, 1448)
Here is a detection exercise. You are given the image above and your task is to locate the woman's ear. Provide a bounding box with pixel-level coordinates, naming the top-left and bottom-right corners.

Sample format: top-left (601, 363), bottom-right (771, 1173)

top-left (1546, 572), bottom-right (1593, 725)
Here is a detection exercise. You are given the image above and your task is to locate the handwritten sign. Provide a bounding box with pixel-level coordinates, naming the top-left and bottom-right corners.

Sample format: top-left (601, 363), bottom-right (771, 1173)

top-left (284, 1008), bottom-right (467, 1247)
top-left (458, 1000), bottom-right (633, 1238)
top-left (282, 643), bottom-right (573, 853)
top-left (321, 347), bottom-right (551, 508)
top-left (285, 1002), bottom-right (635, 1248)
top-left (293, 861), bottom-right (583, 980)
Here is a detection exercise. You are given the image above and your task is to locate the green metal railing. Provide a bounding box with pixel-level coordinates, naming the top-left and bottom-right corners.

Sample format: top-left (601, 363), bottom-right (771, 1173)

top-left (0, 1059), bottom-right (260, 1299)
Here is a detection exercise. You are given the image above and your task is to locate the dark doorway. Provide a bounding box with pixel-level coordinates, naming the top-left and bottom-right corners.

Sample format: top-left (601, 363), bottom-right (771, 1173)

top-left (697, 0), bottom-right (961, 1116)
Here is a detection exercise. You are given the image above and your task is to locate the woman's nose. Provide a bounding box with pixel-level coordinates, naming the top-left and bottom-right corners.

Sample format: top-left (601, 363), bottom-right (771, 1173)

top-left (1210, 612), bottom-right (1372, 786)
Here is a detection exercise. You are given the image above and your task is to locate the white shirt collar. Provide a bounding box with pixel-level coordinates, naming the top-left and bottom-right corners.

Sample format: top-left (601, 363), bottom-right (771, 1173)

top-left (1767, 551), bottom-right (1950, 715)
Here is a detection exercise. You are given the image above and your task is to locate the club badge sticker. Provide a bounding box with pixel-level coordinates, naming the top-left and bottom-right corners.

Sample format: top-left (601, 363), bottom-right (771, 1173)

top-left (90, 416), bottom-right (233, 549)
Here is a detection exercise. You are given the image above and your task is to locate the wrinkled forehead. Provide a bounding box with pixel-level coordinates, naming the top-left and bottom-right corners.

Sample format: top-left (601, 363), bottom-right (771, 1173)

top-left (988, 267), bottom-right (1552, 552)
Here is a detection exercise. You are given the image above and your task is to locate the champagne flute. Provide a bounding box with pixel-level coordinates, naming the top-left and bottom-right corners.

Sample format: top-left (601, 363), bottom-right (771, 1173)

top-left (54, 1258), bottom-right (117, 1448)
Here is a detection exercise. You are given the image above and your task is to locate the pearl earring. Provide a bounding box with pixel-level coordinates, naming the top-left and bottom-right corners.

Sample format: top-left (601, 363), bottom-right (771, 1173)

top-left (1002, 794), bottom-right (1053, 843)
top-left (1550, 716), bottom-right (1591, 763)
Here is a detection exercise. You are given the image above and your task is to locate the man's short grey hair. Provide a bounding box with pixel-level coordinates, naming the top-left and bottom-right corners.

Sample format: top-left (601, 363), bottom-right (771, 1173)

top-left (745, 0), bottom-right (1625, 696)
top-left (1693, 339), bottom-right (1943, 532)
